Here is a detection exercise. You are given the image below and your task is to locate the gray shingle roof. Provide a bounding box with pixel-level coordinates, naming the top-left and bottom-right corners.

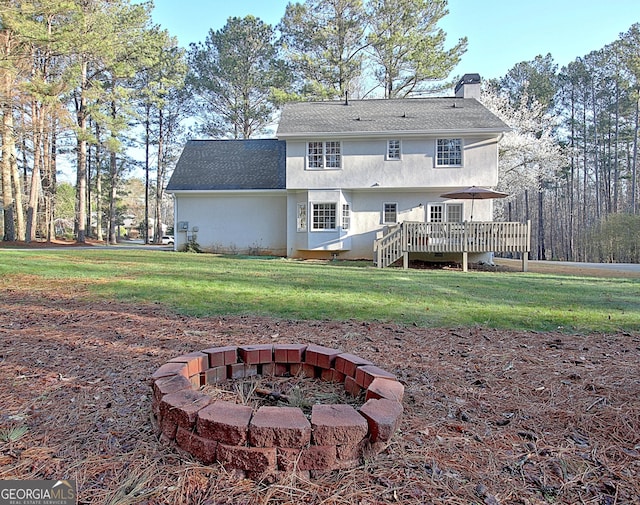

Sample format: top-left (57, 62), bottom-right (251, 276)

top-left (276, 97), bottom-right (509, 137)
top-left (166, 139), bottom-right (286, 191)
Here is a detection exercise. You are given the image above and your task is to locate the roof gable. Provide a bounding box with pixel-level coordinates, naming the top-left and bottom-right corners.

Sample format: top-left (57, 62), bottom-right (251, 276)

top-left (166, 139), bottom-right (286, 191)
top-left (276, 97), bottom-right (509, 138)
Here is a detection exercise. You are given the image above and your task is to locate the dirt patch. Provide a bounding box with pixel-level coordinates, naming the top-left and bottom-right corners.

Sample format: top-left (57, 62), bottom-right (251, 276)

top-left (0, 280), bottom-right (638, 504)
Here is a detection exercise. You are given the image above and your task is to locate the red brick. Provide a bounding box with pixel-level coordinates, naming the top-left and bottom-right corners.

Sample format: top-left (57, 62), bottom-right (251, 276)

top-left (202, 346), bottom-right (238, 367)
top-left (334, 353), bottom-right (373, 378)
top-left (175, 426), bottom-right (217, 464)
top-left (204, 365), bottom-right (227, 384)
top-left (249, 406), bottom-right (311, 448)
top-left (152, 374), bottom-right (193, 404)
top-left (227, 362), bottom-right (258, 379)
top-left (169, 352), bottom-right (208, 376)
top-left (238, 344), bottom-right (273, 365)
top-left (355, 365), bottom-right (396, 389)
top-left (359, 398), bottom-right (403, 442)
top-left (290, 363), bottom-right (317, 378)
top-left (196, 401), bottom-right (253, 445)
top-left (336, 441), bottom-right (364, 461)
top-left (217, 444), bottom-right (277, 473)
top-left (274, 344), bottom-right (307, 363)
top-left (278, 445), bottom-right (337, 471)
top-left (305, 344), bottom-right (342, 369)
top-left (334, 438), bottom-right (387, 469)
top-left (366, 377), bottom-right (404, 402)
top-left (344, 375), bottom-right (363, 397)
top-left (152, 396), bottom-right (161, 419)
top-left (189, 373), bottom-right (203, 388)
top-left (151, 362), bottom-right (189, 380)
top-left (160, 418), bottom-right (178, 441)
top-left (261, 362), bottom-right (289, 377)
top-left (160, 389), bottom-right (211, 429)
top-left (311, 404), bottom-right (368, 446)
top-left (320, 368), bottom-right (345, 383)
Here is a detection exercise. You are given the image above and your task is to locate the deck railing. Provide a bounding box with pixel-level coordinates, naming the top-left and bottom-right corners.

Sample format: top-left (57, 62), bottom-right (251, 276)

top-left (374, 221), bottom-right (531, 271)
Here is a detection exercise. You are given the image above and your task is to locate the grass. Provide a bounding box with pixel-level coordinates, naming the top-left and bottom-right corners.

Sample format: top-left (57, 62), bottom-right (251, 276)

top-left (0, 248), bottom-right (638, 332)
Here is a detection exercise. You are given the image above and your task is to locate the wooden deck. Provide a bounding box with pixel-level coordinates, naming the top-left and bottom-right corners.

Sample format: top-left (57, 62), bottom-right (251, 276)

top-left (374, 221), bottom-right (531, 271)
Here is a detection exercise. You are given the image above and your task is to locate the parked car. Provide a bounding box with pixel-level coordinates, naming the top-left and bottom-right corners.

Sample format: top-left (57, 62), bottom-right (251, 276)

top-left (161, 235), bottom-right (174, 245)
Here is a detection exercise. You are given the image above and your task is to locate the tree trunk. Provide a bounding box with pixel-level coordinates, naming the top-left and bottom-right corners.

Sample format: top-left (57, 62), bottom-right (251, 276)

top-left (10, 139), bottom-right (25, 241)
top-left (108, 151), bottom-right (118, 244)
top-left (108, 95), bottom-right (118, 245)
top-left (537, 183), bottom-right (545, 260)
top-left (26, 101), bottom-right (43, 242)
top-left (94, 121), bottom-right (103, 241)
top-left (632, 93), bottom-right (639, 215)
top-left (76, 60), bottom-right (88, 243)
top-left (47, 125), bottom-right (58, 241)
top-left (1, 102), bottom-right (16, 242)
top-left (144, 106), bottom-right (150, 244)
top-left (155, 108), bottom-right (164, 243)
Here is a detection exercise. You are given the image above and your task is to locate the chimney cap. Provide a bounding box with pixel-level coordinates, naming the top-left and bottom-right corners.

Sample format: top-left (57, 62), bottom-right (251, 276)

top-left (454, 73), bottom-right (481, 94)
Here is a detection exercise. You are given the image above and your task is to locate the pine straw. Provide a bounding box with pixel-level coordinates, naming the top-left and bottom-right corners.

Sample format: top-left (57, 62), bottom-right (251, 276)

top-left (202, 375), bottom-right (364, 417)
top-left (0, 285), bottom-right (638, 504)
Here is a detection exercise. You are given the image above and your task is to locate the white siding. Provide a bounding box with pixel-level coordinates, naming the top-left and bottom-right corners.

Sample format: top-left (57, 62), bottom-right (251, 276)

top-left (174, 191), bottom-right (287, 255)
top-left (286, 136), bottom-right (499, 190)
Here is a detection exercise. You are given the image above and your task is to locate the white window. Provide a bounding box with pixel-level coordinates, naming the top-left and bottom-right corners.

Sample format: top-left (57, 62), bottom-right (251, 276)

top-left (428, 203), bottom-right (463, 223)
top-left (297, 203), bottom-right (307, 231)
top-left (342, 204), bottom-right (350, 230)
top-left (386, 139), bottom-right (401, 160)
top-left (436, 138), bottom-right (462, 166)
top-left (429, 204), bottom-right (443, 223)
top-left (308, 142), bottom-right (324, 168)
top-left (312, 203), bottom-right (337, 230)
top-left (383, 202), bottom-right (398, 224)
top-left (446, 203), bottom-right (463, 223)
top-left (307, 141), bottom-right (342, 169)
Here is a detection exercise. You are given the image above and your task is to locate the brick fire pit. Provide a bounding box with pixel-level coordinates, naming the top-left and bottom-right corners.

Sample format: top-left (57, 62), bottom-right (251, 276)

top-left (150, 344), bottom-right (404, 478)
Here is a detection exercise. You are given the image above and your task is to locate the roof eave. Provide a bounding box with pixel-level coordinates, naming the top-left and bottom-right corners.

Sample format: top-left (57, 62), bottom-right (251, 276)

top-left (166, 188), bottom-right (287, 195)
top-left (276, 127), bottom-right (510, 140)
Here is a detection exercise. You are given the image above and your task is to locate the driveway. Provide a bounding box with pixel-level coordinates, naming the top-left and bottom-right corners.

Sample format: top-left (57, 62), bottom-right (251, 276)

top-left (495, 258), bottom-right (640, 278)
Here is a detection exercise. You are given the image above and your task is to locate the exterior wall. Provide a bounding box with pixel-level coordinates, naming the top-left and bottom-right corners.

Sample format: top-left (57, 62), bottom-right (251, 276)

top-left (286, 135), bottom-right (500, 190)
top-left (173, 191), bottom-right (287, 256)
top-left (286, 189), bottom-right (496, 260)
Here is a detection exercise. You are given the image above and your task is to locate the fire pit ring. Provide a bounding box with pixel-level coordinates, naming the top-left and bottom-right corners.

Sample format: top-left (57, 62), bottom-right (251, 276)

top-left (150, 344), bottom-right (403, 478)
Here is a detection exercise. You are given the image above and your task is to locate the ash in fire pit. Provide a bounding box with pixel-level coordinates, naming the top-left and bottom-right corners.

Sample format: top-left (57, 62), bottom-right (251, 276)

top-left (150, 344), bottom-right (404, 479)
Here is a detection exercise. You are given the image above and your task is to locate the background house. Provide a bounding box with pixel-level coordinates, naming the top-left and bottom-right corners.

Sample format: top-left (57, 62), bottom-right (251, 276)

top-left (167, 74), bottom-right (513, 264)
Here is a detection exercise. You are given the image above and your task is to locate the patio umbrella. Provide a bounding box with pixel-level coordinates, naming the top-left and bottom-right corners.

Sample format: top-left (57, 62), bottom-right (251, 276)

top-left (440, 186), bottom-right (509, 221)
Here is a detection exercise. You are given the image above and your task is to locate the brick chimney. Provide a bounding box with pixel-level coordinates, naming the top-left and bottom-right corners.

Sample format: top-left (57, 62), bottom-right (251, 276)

top-left (454, 73), bottom-right (481, 99)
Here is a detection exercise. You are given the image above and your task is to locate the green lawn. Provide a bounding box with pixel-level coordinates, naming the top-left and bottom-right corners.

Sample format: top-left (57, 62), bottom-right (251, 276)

top-left (1, 248), bottom-right (638, 332)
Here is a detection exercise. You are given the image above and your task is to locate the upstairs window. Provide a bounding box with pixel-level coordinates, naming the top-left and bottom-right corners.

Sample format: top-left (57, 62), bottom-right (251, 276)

top-left (383, 202), bottom-right (398, 224)
top-left (436, 138), bottom-right (462, 166)
top-left (312, 203), bottom-right (337, 230)
top-left (387, 139), bottom-right (401, 160)
top-left (307, 141), bottom-right (342, 169)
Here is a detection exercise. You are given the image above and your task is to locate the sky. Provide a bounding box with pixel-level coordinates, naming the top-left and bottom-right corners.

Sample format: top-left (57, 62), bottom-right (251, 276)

top-left (147, 0), bottom-right (640, 85)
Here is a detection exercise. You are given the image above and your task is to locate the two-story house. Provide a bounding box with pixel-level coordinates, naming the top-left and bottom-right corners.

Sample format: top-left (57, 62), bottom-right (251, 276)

top-left (166, 75), bottom-right (530, 269)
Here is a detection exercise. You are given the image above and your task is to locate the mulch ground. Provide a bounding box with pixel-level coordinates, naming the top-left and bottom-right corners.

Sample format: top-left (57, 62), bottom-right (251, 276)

top-left (0, 272), bottom-right (639, 503)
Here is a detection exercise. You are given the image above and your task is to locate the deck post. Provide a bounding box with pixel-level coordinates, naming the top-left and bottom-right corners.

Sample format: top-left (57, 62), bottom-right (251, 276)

top-left (462, 251), bottom-right (468, 272)
top-left (403, 251), bottom-right (409, 269)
